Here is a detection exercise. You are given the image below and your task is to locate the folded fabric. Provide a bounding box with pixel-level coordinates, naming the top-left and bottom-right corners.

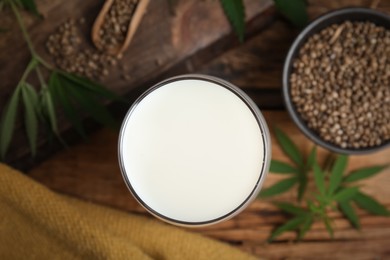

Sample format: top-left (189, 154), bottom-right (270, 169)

top-left (0, 163), bottom-right (256, 259)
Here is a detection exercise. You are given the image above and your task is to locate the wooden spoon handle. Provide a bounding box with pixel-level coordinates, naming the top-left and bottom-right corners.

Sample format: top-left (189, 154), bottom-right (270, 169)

top-left (119, 0), bottom-right (149, 55)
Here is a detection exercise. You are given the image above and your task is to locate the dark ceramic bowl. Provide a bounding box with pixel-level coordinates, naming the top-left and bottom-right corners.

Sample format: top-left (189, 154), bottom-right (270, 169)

top-left (283, 7), bottom-right (390, 154)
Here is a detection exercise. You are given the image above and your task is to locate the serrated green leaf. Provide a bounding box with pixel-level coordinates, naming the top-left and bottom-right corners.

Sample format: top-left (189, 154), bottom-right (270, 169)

top-left (64, 80), bottom-right (117, 129)
top-left (20, 0), bottom-right (41, 17)
top-left (298, 216), bottom-right (313, 240)
top-left (45, 91), bottom-right (57, 133)
top-left (297, 146), bottom-right (316, 201)
top-left (25, 86), bottom-right (39, 116)
top-left (24, 83), bottom-right (39, 110)
top-left (220, 0), bottom-right (245, 41)
top-left (306, 146), bottom-right (317, 171)
top-left (10, 0), bottom-right (21, 8)
top-left (353, 191), bottom-right (390, 216)
top-left (274, 202), bottom-right (307, 216)
top-left (58, 72), bottom-right (122, 129)
top-left (41, 87), bottom-right (67, 147)
top-left (324, 217), bottom-right (333, 238)
top-left (40, 87), bottom-right (58, 134)
top-left (297, 176), bottom-right (307, 201)
top-left (307, 200), bottom-right (320, 214)
top-left (77, 93), bottom-right (117, 128)
top-left (273, 0), bottom-right (308, 28)
top-left (0, 87), bottom-right (21, 159)
top-left (323, 153), bottom-right (336, 172)
top-left (21, 83), bottom-right (38, 156)
top-left (268, 216), bottom-right (306, 241)
top-left (344, 165), bottom-right (388, 183)
top-left (313, 163), bottom-right (326, 195)
top-left (328, 155), bottom-right (348, 195)
top-left (49, 73), bottom-right (86, 138)
top-left (333, 187), bottom-right (359, 202)
top-left (270, 160), bottom-right (299, 174)
top-left (315, 195), bottom-right (330, 207)
top-left (59, 72), bottom-right (126, 103)
top-left (339, 200), bottom-right (360, 229)
top-left (274, 128), bottom-right (303, 166)
top-left (259, 177), bottom-right (297, 198)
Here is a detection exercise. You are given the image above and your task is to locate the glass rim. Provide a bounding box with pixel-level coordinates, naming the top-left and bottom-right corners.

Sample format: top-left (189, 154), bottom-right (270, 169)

top-left (118, 74), bottom-right (271, 227)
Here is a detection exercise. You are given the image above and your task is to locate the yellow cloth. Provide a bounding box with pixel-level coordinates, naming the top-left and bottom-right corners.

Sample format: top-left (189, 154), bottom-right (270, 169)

top-left (0, 163), bottom-right (256, 259)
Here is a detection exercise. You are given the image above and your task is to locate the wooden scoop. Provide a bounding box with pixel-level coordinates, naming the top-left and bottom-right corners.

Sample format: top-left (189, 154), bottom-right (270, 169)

top-left (92, 0), bottom-right (149, 57)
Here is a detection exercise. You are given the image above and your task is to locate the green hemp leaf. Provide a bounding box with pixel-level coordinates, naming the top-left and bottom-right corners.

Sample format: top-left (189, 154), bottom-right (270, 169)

top-left (273, 0), bottom-right (308, 28)
top-left (0, 1), bottom-right (125, 160)
top-left (220, 0), bottom-right (245, 41)
top-left (259, 128), bottom-right (316, 201)
top-left (263, 128), bottom-right (389, 241)
top-left (219, 0), bottom-right (308, 42)
top-left (19, 0), bottom-right (41, 17)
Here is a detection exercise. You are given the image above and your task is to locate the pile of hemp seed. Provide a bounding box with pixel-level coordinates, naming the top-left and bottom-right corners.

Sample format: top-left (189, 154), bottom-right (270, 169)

top-left (46, 19), bottom-right (118, 80)
top-left (45, 0), bottom-right (140, 80)
top-left (290, 21), bottom-right (390, 149)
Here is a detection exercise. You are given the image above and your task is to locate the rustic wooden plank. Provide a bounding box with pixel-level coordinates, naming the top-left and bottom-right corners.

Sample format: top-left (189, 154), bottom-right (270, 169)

top-left (261, 115), bottom-right (390, 203)
top-left (5, 0), bottom-right (389, 169)
top-left (199, 212), bottom-right (390, 241)
top-left (9, 0), bottom-right (390, 257)
top-left (240, 239), bottom-right (390, 259)
top-left (27, 111), bottom-right (390, 258)
top-left (199, 21), bottom-right (297, 91)
top-left (27, 111), bottom-right (390, 211)
top-left (0, 0), bottom-right (275, 169)
top-left (197, 203), bottom-right (390, 231)
top-left (198, 0), bottom-right (390, 108)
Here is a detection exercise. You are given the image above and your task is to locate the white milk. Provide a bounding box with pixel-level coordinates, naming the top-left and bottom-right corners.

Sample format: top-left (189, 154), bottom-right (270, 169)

top-left (119, 75), bottom-right (270, 226)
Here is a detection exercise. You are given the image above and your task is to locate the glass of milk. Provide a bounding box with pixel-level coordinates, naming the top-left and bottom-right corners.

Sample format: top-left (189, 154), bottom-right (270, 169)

top-left (118, 74), bottom-right (271, 227)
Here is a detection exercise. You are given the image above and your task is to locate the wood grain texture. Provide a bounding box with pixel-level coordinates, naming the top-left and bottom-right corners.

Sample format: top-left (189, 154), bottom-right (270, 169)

top-left (27, 111), bottom-right (390, 259)
top-left (0, 0), bottom-right (275, 169)
top-left (199, 21), bottom-right (296, 90)
top-left (3, 0), bottom-right (389, 169)
top-left (5, 0), bottom-right (390, 258)
top-left (197, 0), bottom-right (390, 107)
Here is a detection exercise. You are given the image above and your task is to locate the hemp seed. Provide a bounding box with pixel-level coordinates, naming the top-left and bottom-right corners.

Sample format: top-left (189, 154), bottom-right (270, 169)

top-left (290, 21), bottom-right (390, 149)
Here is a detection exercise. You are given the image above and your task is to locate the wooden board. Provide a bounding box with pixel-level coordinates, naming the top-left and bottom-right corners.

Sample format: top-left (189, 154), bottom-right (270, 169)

top-left (0, 0), bottom-right (275, 169)
top-left (27, 110), bottom-right (390, 259)
top-left (5, 0), bottom-right (390, 257)
top-left (3, 0), bottom-right (389, 169)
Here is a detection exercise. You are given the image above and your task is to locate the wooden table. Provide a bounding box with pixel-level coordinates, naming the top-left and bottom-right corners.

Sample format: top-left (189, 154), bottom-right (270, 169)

top-left (3, 0), bottom-right (390, 258)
